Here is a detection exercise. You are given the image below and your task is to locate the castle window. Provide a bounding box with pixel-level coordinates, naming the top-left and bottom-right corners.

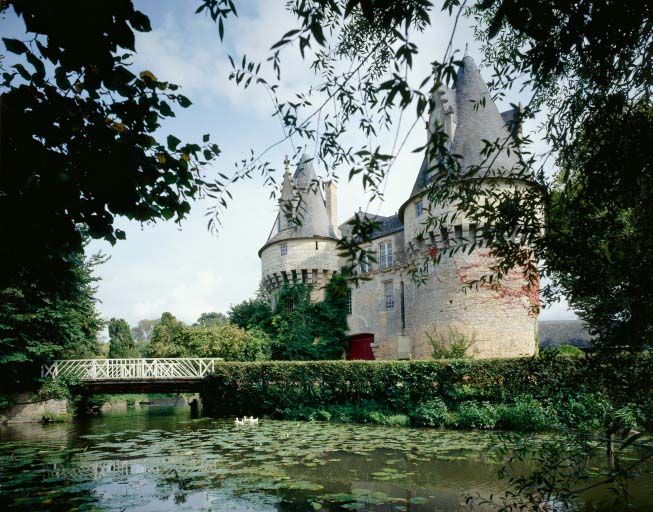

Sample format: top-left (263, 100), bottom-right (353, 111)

top-left (379, 241), bottom-right (393, 269)
top-left (384, 281), bottom-right (395, 310)
top-left (469, 223), bottom-right (478, 244)
top-left (416, 201), bottom-right (424, 217)
top-left (346, 288), bottom-right (352, 315)
top-left (280, 243), bottom-right (288, 256)
top-left (454, 224), bottom-right (463, 244)
top-left (315, 241), bottom-right (319, 250)
top-left (400, 281), bottom-right (406, 329)
top-left (440, 228), bottom-right (449, 249)
top-left (285, 297), bottom-right (294, 314)
top-left (360, 253), bottom-right (371, 273)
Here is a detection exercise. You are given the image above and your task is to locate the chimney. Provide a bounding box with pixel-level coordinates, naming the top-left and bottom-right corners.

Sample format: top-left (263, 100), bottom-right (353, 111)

top-left (324, 180), bottom-right (340, 238)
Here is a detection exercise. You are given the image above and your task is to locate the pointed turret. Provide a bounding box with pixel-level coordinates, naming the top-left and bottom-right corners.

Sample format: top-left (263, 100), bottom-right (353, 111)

top-left (405, 55), bottom-right (524, 206)
top-left (261, 154), bottom-right (336, 252)
top-left (451, 55), bottom-right (520, 177)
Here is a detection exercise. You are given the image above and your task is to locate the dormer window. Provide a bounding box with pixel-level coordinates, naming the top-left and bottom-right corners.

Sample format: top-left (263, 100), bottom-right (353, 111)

top-left (280, 243), bottom-right (288, 256)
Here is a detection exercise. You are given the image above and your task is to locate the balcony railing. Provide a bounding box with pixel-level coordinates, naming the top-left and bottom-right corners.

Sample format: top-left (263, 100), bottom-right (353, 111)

top-left (359, 251), bottom-right (405, 273)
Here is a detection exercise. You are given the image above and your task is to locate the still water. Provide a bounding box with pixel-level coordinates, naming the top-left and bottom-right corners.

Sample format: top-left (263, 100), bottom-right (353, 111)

top-left (1, 404), bottom-right (651, 511)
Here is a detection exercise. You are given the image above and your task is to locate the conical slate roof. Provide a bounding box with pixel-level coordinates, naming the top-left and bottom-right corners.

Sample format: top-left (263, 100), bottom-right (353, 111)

top-left (408, 55), bottom-right (523, 199)
top-left (262, 155), bottom-right (335, 250)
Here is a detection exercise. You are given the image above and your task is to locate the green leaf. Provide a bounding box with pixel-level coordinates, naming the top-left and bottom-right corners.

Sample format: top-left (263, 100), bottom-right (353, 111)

top-left (27, 52), bottom-right (45, 78)
top-left (3, 38), bottom-right (28, 55)
top-left (203, 133), bottom-right (210, 142)
top-left (55, 67), bottom-right (71, 90)
top-left (177, 95), bottom-right (192, 108)
top-left (167, 135), bottom-right (182, 151)
top-left (12, 63), bottom-right (31, 81)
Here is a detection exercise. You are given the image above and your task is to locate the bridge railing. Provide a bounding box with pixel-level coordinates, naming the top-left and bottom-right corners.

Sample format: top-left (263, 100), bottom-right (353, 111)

top-left (41, 358), bottom-right (223, 381)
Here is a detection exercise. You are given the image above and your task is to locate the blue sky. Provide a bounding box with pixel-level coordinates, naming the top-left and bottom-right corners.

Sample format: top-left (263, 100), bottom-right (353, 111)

top-left (3, 0), bottom-right (576, 327)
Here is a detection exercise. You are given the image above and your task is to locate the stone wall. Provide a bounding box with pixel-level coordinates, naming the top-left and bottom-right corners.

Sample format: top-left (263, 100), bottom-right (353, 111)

top-left (261, 237), bottom-right (340, 293)
top-left (0, 393), bottom-right (69, 424)
top-left (344, 181), bottom-right (538, 360)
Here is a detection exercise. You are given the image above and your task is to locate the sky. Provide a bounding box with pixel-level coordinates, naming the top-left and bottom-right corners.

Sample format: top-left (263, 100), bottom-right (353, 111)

top-left (4, 0), bottom-right (576, 327)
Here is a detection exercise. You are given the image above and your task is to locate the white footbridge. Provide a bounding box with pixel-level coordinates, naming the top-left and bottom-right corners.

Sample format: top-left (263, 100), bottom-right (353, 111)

top-left (41, 358), bottom-right (222, 392)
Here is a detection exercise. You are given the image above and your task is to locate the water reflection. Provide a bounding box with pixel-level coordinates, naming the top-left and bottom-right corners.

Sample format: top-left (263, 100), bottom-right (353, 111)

top-left (0, 405), bottom-right (651, 511)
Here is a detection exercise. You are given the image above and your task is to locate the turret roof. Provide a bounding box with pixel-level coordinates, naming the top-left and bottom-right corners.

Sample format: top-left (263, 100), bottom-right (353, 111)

top-left (261, 155), bottom-right (335, 252)
top-left (407, 55), bottom-right (524, 201)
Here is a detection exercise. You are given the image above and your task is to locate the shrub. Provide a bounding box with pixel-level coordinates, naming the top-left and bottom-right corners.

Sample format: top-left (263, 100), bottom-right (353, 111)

top-left (411, 399), bottom-right (449, 427)
top-left (200, 357), bottom-right (652, 431)
top-left (497, 396), bottom-right (550, 431)
top-left (454, 402), bottom-right (499, 429)
top-left (41, 411), bottom-right (70, 423)
top-left (553, 392), bottom-right (610, 431)
top-left (426, 325), bottom-right (477, 359)
top-left (542, 344), bottom-right (584, 357)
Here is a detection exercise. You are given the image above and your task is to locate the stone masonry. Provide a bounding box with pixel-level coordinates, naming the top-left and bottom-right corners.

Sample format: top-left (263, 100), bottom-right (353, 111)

top-left (259, 55), bottom-right (538, 359)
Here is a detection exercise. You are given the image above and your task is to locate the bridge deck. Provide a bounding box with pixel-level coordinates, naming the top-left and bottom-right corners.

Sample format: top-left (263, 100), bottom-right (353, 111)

top-left (42, 359), bottom-right (222, 392)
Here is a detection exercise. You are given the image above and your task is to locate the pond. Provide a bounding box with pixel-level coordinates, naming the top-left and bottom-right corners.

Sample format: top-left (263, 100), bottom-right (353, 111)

top-left (1, 404), bottom-right (651, 511)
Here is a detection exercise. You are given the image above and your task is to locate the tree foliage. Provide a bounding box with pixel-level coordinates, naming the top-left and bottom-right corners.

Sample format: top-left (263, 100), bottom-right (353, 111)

top-left (145, 312), bottom-right (189, 358)
top-left (194, 312), bottom-right (227, 327)
top-left (472, 1), bottom-right (653, 349)
top-left (187, 323), bottom-right (271, 361)
top-left (144, 312), bottom-right (270, 361)
top-left (108, 318), bottom-right (137, 358)
top-left (0, 0), bottom-right (228, 391)
top-left (271, 275), bottom-right (349, 360)
top-left (130, 319), bottom-right (159, 343)
top-left (228, 297), bottom-right (274, 332)
top-left (546, 99), bottom-right (653, 349)
top-left (0, 252), bottom-right (105, 395)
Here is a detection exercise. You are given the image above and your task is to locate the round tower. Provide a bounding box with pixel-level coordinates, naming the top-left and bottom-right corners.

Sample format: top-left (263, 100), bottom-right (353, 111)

top-left (259, 155), bottom-right (341, 304)
top-left (399, 56), bottom-right (538, 359)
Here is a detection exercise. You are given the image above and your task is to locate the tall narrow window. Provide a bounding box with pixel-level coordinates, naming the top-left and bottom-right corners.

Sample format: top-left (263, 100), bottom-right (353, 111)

top-left (454, 224), bottom-right (463, 244)
top-left (416, 201), bottom-right (424, 217)
top-left (280, 243), bottom-right (288, 256)
top-left (440, 228), bottom-right (449, 249)
top-left (346, 288), bottom-right (352, 315)
top-left (285, 297), bottom-right (294, 315)
top-left (379, 240), bottom-right (393, 269)
top-left (400, 281), bottom-right (405, 329)
top-left (360, 253), bottom-right (371, 273)
top-left (384, 281), bottom-right (395, 310)
top-left (469, 223), bottom-right (478, 244)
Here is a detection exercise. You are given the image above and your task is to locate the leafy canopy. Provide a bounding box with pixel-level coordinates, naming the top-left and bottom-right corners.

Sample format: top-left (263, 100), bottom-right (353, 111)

top-left (108, 318), bottom-right (137, 358)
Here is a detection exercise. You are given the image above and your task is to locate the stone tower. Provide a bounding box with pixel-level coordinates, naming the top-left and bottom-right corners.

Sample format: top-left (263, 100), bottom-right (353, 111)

top-left (259, 155), bottom-right (341, 304)
top-left (398, 55), bottom-right (538, 358)
top-left (258, 56), bottom-right (539, 360)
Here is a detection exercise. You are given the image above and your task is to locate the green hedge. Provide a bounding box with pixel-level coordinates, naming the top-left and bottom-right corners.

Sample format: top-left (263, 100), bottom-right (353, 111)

top-left (201, 354), bottom-right (652, 422)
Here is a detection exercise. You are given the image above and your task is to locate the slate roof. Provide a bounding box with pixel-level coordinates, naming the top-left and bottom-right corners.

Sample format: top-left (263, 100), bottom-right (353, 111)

top-left (406, 55), bottom-right (524, 204)
top-left (263, 155), bottom-right (336, 249)
top-left (339, 211), bottom-right (403, 241)
top-left (538, 320), bottom-right (593, 349)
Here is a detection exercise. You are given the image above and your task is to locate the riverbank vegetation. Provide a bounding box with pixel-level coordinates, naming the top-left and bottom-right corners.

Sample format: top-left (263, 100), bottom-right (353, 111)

top-left (202, 355), bottom-right (652, 435)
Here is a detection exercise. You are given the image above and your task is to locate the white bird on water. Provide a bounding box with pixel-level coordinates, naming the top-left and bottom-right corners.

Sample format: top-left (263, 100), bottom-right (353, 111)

top-left (234, 416), bottom-right (259, 426)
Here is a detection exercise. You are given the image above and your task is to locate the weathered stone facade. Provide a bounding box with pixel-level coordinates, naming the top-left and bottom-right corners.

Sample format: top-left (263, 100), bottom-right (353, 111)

top-left (260, 56), bottom-right (538, 359)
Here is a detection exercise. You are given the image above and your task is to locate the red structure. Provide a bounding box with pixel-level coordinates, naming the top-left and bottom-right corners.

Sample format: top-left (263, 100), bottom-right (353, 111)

top-left (347, 333), bottom-right (375, 360)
